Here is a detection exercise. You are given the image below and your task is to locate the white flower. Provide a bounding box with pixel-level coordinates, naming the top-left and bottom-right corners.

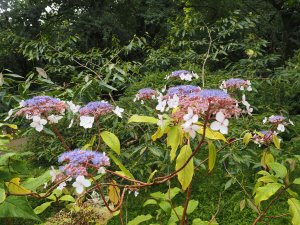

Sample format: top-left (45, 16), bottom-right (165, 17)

top-left (134, 191), bottom-right (139, 197)
top-left (241, 94), bottom-right (250, 108)
top-left (167, 94), bottom-right (179, 109)
top-left (67, 101), bottom-right (80, 114)
top-left (19, 100), bottom-right (25, 107)
top-left (30, 116), bottom-right (47, 132)
top-left (4, 109), bottom-right (13, 121)
top-left (192, 72), bottom-right (199, 79)
top-left (80, 116), bottom-right (94, 129)
top-left (72, 175), bottom-right (91, 194)
top-left (210, 112), bottom-right (229, 134)
top-left (182, 123), bottom-right (200, 139)
top-left (289, 119), bottom-right (294, 126)
top-left (156, 100), bottom-right (167, 112)
top-left (112, 106), bottom-right (124, 118)
top-left (157, 114), bottom-right (164, 127)
top-left (246, 80), bottom-right (252, 91)
top-left (57, 182), bottom-right (66, 190)
top-left (246, 107), bottom-right (253, 115)
top-left (47, 114), bottom-right (63, 124)
top-left (141, 100), bottom-right (144, 105)
top-left (263, 117), bottom-right (267, 124)
top-left (98, 167), bottom-right (106, 174)
top-left (183, 107), bottom-right (198, 124)
top-left (161, 85), bottom-right (166, 93)
top-left (240, 86), bottom-right (245, 91)
top-left (44, 182), bottom-right (48, 189)
top-left (179, 73), bottom-right (193, 81)
top-left (277, 124), bottom-right (285, 132)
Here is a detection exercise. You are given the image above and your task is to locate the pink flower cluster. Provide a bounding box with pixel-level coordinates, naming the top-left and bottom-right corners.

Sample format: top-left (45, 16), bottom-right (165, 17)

top-left (79, 101), bottom-right (114, 118)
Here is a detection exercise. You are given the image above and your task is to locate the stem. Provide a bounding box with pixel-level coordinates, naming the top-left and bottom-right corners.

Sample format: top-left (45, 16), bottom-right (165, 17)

top-left (180, 183), bottom-right (192, 225)
top-left (201, 24), bottom-right (212, 87)
top-left (51, 124), bottom-right (70, 151)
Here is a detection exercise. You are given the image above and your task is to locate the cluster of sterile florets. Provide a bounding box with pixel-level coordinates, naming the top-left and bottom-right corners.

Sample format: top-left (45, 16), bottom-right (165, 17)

top-left (165, 70), bottom-right (199, 81)
top-left (58, 149), bottom-right (110, 176)
top-left (263, 115), bottom-right (294, 132)
top-left (252, 130), bottom-right (277, 147)
top-left (16, 96), bottom-right (68, 132)
top-left (133, 88), bottom-right (157, 104)
top-left (220, 78), bottom-right (252, 92)
top-left (79, 101), bottom-right (124, 129)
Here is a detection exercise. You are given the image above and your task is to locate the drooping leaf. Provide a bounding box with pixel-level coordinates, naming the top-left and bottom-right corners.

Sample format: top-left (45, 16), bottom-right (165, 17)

top-left (288, 198), bottom-right (300, 225)
top-left (5, 178), bottom-right (32, 195)
top-left (128, 115), bottom-right (158, 124)
top-left (167, 126), bottom-right (182, 161)
top-left (243, 132), bottom-right (252, 145)
top-left (100, 131), bottom-right (120, 155)
top-left (197, 127), bottom-right (226, 142)
top-left (176, 145), bottom-right (194, 191)
top-left (108, 152), bottom-right (134, 178)
top-left (261, 151), bottom-right (274, 169)
top-left (208, 141), bottom-right (217, 172)
top-left (0, 196), bottom-right (40, 221)
top-left (127, 214), bottom-right (152, 225)
top-left (147, 170), bottom-right (157, 183)
top-left (34, 202), bottom-right (52, 214)
top-left (268, 162), bottom-right (288, 178)
top-left (272, 135), bottom-right (280, 149)
top-left (254, 183), bottom-right (282, 206)
top-left (108, 180), bottom-right (120, 205)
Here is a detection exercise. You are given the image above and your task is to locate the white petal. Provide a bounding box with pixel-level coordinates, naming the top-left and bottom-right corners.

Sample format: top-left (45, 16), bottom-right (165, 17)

top-left (289, 119), bottom-right (294, 126)
top-left (40, 118), bottom-right (47, 125)
top-left (35, 124), bottom-right (44, 132)
top-left (222, 119), bottom-right (229, 127)
top-left (76, 186), bottom-right (84, 194)
top-left (210, 121), bottom-right (221, 131)
top-left (82, 179), bottom-right (91, 187)
top-left (215, 112), bottom-right (225, 122)
top-left (263, 117), bottom-right (267, 124)
top-left (32, 116), bottom-right (41, 123)
top-left (277, 124), bottom-right (285, 132)
top-left (219, 125), bottom-right (228, 134)
top-left (191, 114), bottom-right (198, 123)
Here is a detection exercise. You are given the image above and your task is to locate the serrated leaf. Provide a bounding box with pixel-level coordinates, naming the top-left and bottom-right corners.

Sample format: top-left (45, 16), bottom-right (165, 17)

top-left (167, 126), bottom-right (181, 161)
top-left (0, 196), bottom-right (40, 221)
top-left (288, 198), bottom-right (300, 225)
top-left (268, 162), bottom-right (287, 178)
top-left (243, 133), bottom-right (252, 145)
top-left (108, 180), bottom-right (120, 205)
top-left (197, 127), bottom-right (227, 142)
top-left (34, 202), bottom-right (52, 214)
top-left (128, 214), bottom-right (152, 225)
top-left (176, 145), bottom-right (194, 191)
top-left (128, 115), bottom-right (158, 124)
top-left (208, 141), bottom-right (216, 172)
top-left (273, 135), bottom-right (280, 149)
top-left (100, 131), bottom-right (120, 155)
top-left (5, 178), bottom-right (31, 195)
top-left (254, 183), bottom-right (282, 206)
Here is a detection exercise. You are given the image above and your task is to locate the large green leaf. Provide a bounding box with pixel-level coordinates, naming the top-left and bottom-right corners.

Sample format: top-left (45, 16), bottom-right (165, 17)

top-left (34, 202), bottom-right (53, 214)
top-left (268, 162), bottom-right (287, 178)
top-left (176, 145), bottom-right (194, 191)
top-left (167, 126), bottom-right (181, 161)
top-left (0, 196), bottom-right (40, 221)
top-left (127, 214), bottom-right (152, 225)
top-left (108, 152), bottom-right (134, 179)
top-left (128, 115), bottom-right (158, 124)
top-left (288, 198), bottom-right (300, 225)
top-left (23, 170), bottom-right (51, 192)
top-left (254, 183), bottom-right (282, 206)
top-left (100, 131), bottom-right (120, 155)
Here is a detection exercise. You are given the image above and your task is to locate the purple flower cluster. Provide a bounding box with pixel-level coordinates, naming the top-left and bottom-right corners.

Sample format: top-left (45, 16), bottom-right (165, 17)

top-left (16, 96), bottom-right (67, 117)
top-left (253, 130), bottom-right (275, 146)
top-left (167, 85), bottom-right (201, 97)
top-left (199, 89), bottom-right (230, 99)
top-left (268, 115), bottom-right (285, 124)
top-left (58, 149), bottom-right (110, 176)
top-left (135, 88), bottom-right (157, 100)
top-left (220, 78), bottom-right (251, 91)
top-left (79, 101), bottom-right (113, 117)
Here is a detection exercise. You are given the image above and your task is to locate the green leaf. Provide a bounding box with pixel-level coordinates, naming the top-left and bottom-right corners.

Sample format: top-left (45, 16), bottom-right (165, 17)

top-left (143, 199), bottom-right (157, 207)
top-left (159, 201), bottom-right (171, 213)
top-left (272, 135), bottom-right (280, 149)
top-left (176, 145), bottom-right (194, 191)
top-left (23, 170), bottom-right (51, 192)
top-left (147, 170), bottom-right (157, 183)
top-left (150, 191), bottom-right (165, 199)
top-left (187, 200), bottom-right (199, 214)
top-left (197, 127), bottom-right (227, 142)
top-left (288, 198), bottom-right (300, 225)
top-left (268, 162), bottom-right (288, 178)
top-left (100, 131), bottom-right (120, 155)
top-left (254, 183), bottom-right (282, 206)
top-left (127, 214), bottom-right (152, 225)
top-left (240, 199), bottom-right (246, 211)
top-left (208, 141), bottom-right (217, 172)
top-left (261, 151), bottom-right (274, 169)
top-left (108, 152), bottom-right (134, 179)
top-left (257, 175), bottom-right (278, 183)
top-left (128, 115), bottom-right (158, 124)
top-left (167, 126), bottom-right (181, 161)
top-left (59, 195), bottom-right (75, 202)
top-left (34, 202), bottom-right (52, 214)
top-left (0, 187), bottom-right (5, 204)
top-left (293, 178), bottom-right (300, 185)
top-left (243, 133), bottom-right (252, 145)
top-left (0, 196), bottom-right (40, 221)
top-left (192, 218), bottom-right (218, 225)
top-left (166, 187), bottom-right (181, 200)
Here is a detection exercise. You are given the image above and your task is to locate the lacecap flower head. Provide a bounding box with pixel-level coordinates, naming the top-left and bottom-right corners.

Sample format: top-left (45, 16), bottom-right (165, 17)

top-left (134, 88), bottom-right (157, 102)
top-left (220, 78), bottom-right (252, 91)
top-left (165, 70), bottom-right (199, 81)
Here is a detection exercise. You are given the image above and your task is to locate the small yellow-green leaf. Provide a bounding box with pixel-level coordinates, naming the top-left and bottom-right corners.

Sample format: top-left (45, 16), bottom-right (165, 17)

top-left (176, 145), bottom-right (194, 191)
top-left (147, 170), bottom-right (157, 183)
top-left (254, 183), bottom-right (282, 206)
top-left (143, 199), bottom-right (157, 207)
top-left (261, 151), bottom-right (274, 169)
top-left (208, 141), bottom-right (216, 172)
top-left (34, 202), bottom-right (52, 214)
top-left (288, 198), bottom-right (300, 225)
top-left (243, 133), bottom-right (252, 145)
top-left (240, 199), bottom-right (246, 211)
top-left (268, 162), bottom-right (288, 178)
top-left (5, 178), bottom-right (32, 195)
top-left (59, 195), bottom-right (75, 202)
top-left (108, 152), bottom-right (134, 179)
top-left (108, 180), bottom-right (120, 205)
top-left (128, 214), bottom-right (152, 225)
top-left (0, 188), bottom-right (5, 204)
top-left (257, 175), bottom-right (278, 183)
top-left (128, 115), bottom-right (158, 124)
top-left (100, 131), bottom-right (120, 155)
top-left (293, 178), bottom-right (300, 185)
top-left (273, 135), bottom-right (280, 149)
top-left (197, 127), bottom-right (227, 142)
top-left (167, 126), bottom-right (182, 161)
